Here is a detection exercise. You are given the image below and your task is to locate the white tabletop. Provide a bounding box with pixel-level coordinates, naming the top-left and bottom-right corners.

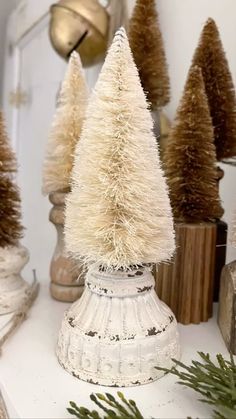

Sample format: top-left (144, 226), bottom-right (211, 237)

top-left (0, 282), bottom-right (230, 419)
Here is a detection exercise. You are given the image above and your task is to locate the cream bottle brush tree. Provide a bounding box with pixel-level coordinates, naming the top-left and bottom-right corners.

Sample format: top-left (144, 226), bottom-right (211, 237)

top-left (43, 51), bottom-right (88, 195)
top-left (42, 51), bottom-right (89, 302)
top-left (65, 34), bottom-right (175, 270)
top-left (57, 28), bottom-right (180, 387)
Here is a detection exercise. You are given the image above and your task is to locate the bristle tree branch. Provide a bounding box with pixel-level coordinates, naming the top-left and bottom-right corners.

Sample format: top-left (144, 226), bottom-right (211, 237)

top-left (42, 51), bottom-right (88, 195)
top-left (164, 65), bottom-right (223, 223)
top-left (65, 29), bottom-right (175, 271)
top-left (129, 0), bottom-right (170, 110)
top-left (192, 18), bottom-right (236, 161)
top-left (0, 111), bottom-right (23, 248)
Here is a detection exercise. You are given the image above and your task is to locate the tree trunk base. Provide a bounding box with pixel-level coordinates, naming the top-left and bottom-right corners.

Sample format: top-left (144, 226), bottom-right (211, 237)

top-left (49, 191), bottom-right (85, 303)
top-left (156, 222), bottom-right (217, 325)
top-left (50, 282), bottom-right (84, 303)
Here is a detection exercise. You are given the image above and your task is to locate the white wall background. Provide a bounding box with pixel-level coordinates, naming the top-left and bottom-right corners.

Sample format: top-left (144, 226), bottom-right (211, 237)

top-left (0, 0), bottom-right (17, 102)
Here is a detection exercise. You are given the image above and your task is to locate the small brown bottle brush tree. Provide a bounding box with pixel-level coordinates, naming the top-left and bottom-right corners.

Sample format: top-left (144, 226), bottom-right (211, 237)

top-left (191, 18), bottom-right (236, 300)
top-left (128, 0), bottom-right (170, 149)
top-left (218, 213), bottom-right (236, 355)
top-left (0, 111), bottom-right (31, 315)
top-left (192, 18), bottom-right (236, 162)
top-left (156, 65), bottom-right (223, 325)
top-left (57, 28), bottom-right (180, 387)
top-left (42, 51), bottom-right (88, 303)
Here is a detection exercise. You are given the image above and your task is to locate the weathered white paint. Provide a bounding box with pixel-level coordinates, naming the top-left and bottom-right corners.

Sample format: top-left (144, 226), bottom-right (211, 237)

top-left (0, 246), bottom-right (30, 315)
top-left (57, 267), bottom-right (180, 387)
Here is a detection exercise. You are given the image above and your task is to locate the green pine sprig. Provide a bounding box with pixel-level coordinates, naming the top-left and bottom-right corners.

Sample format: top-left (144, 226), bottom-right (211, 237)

top-left (67, 392), bottom-right (144, 419)
top-left (156, 352), bottom-right (236, 419)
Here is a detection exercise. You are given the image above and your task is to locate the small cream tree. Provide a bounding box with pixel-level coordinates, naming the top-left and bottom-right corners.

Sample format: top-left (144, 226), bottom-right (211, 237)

top-left (65, 29), bottom-right (175, 271)
top-left (42, 51), bottom-right (88, 195)
top-left (42, 51), bottom-right (88, 302)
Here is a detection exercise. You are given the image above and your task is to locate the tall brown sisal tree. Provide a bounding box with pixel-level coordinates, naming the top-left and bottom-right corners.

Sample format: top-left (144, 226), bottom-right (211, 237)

top-left (164, 66), bottom-right (223, 222)
top-left (128, 0), bottom-right (170, 110)
top-left (157, 66), bottom-right (223, 324)
top-left (0, 111), bottom-right (23, 248)
top-left (192, 18), bottom-right (236, 161)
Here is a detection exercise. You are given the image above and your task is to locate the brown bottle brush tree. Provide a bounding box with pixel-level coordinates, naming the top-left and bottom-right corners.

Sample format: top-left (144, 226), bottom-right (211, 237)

top-left (0, 111), bottom-right (23, 248)
top-left (128, 0), bottom-right (170, 110)
top-left (192, 18), bottom-right (236, 161)
top-left (164, 66), bottom-right (223, 222)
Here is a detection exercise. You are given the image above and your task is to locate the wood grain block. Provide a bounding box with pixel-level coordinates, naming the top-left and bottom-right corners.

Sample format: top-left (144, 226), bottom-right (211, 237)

top-left (218, 261), bottom-right (236, 355)
top-left (156, 222), bottom-right (217, 325)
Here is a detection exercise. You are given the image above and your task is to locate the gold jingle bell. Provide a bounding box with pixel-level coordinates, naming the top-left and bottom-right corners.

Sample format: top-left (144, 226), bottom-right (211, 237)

top-left (49, 0), bottom-right (109, 67)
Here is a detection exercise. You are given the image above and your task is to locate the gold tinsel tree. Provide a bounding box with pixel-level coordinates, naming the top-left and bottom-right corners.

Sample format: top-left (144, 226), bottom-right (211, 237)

top-left (0, 111), bottom-right (23, 248)
top-left (192, 18), bottom-right (236, 161)
top-left (128, 0), bottom-right (170, 110)
top-left (164, 66), bottom-right (223, 222)
top-left (42, 52), bottom-right (88, 195)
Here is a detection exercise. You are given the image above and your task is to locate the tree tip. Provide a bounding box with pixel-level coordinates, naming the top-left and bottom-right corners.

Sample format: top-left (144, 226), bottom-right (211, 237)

top-left (69, 50), bottom-right (82, 66)
top-left (114, 26), bottom-right (128, 41)
top-left (204, 17), bottom-right (218, 29)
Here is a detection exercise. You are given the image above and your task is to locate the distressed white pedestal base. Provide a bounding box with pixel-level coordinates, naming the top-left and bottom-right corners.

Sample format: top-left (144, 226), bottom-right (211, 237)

top-left (57, 267), bottom-right (180, 387)
top-left (0, 246), bottom-right (30, 315)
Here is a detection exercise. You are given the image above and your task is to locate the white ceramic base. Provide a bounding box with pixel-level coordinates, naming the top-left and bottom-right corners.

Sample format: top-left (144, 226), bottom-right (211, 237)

top-left (57, 267), bottom-right (180, 387)
top-left (0, 246), bottom-right (30, 315)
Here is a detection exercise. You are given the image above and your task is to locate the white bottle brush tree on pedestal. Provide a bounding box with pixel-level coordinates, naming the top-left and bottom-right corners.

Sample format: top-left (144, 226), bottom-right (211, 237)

top-left (42, 51), bottom-right (89, 302)
top-left (57, 28), bottom-right (180, 387)
top-left (0, 111), bottom-right (30, 315)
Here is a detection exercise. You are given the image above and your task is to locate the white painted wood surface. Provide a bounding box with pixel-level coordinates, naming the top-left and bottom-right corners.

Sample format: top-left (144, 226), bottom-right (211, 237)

top-left (0, 282), bottom-right (230, 419)
top-left (0, 246), bottom-right (30, 315)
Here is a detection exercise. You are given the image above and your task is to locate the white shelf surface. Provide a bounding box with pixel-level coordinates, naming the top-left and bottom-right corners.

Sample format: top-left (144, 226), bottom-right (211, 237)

top-left (0, 282), bottom-right (230, 419)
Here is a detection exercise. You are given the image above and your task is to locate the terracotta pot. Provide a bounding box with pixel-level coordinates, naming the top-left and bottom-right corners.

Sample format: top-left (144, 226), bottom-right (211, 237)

top-left (0, 245), bottom-right (30, 315)
top-left (57, 266), bottom-right (180, 387)
top-left (49, 191), bottom-right (85, 302)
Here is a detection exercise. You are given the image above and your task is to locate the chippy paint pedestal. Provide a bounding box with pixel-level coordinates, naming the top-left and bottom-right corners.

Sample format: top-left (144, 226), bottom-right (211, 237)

top-left (49, 191), bottom-right (85, 302)
top-left (218, 260), bottom-right (236, 355)
top-left (0, 246), bottom-right (30, 315)
top-left (57, 267), bottom-right (180, 387)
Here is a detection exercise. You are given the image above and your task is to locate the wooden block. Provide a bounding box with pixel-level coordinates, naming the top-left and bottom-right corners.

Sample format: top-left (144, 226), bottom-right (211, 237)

top-left (156, 222), bottom-right (217, 325)
top-left (214, 220), bottom-right (227, 302)
top-left (218, 261), bottom-right (236, 355)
